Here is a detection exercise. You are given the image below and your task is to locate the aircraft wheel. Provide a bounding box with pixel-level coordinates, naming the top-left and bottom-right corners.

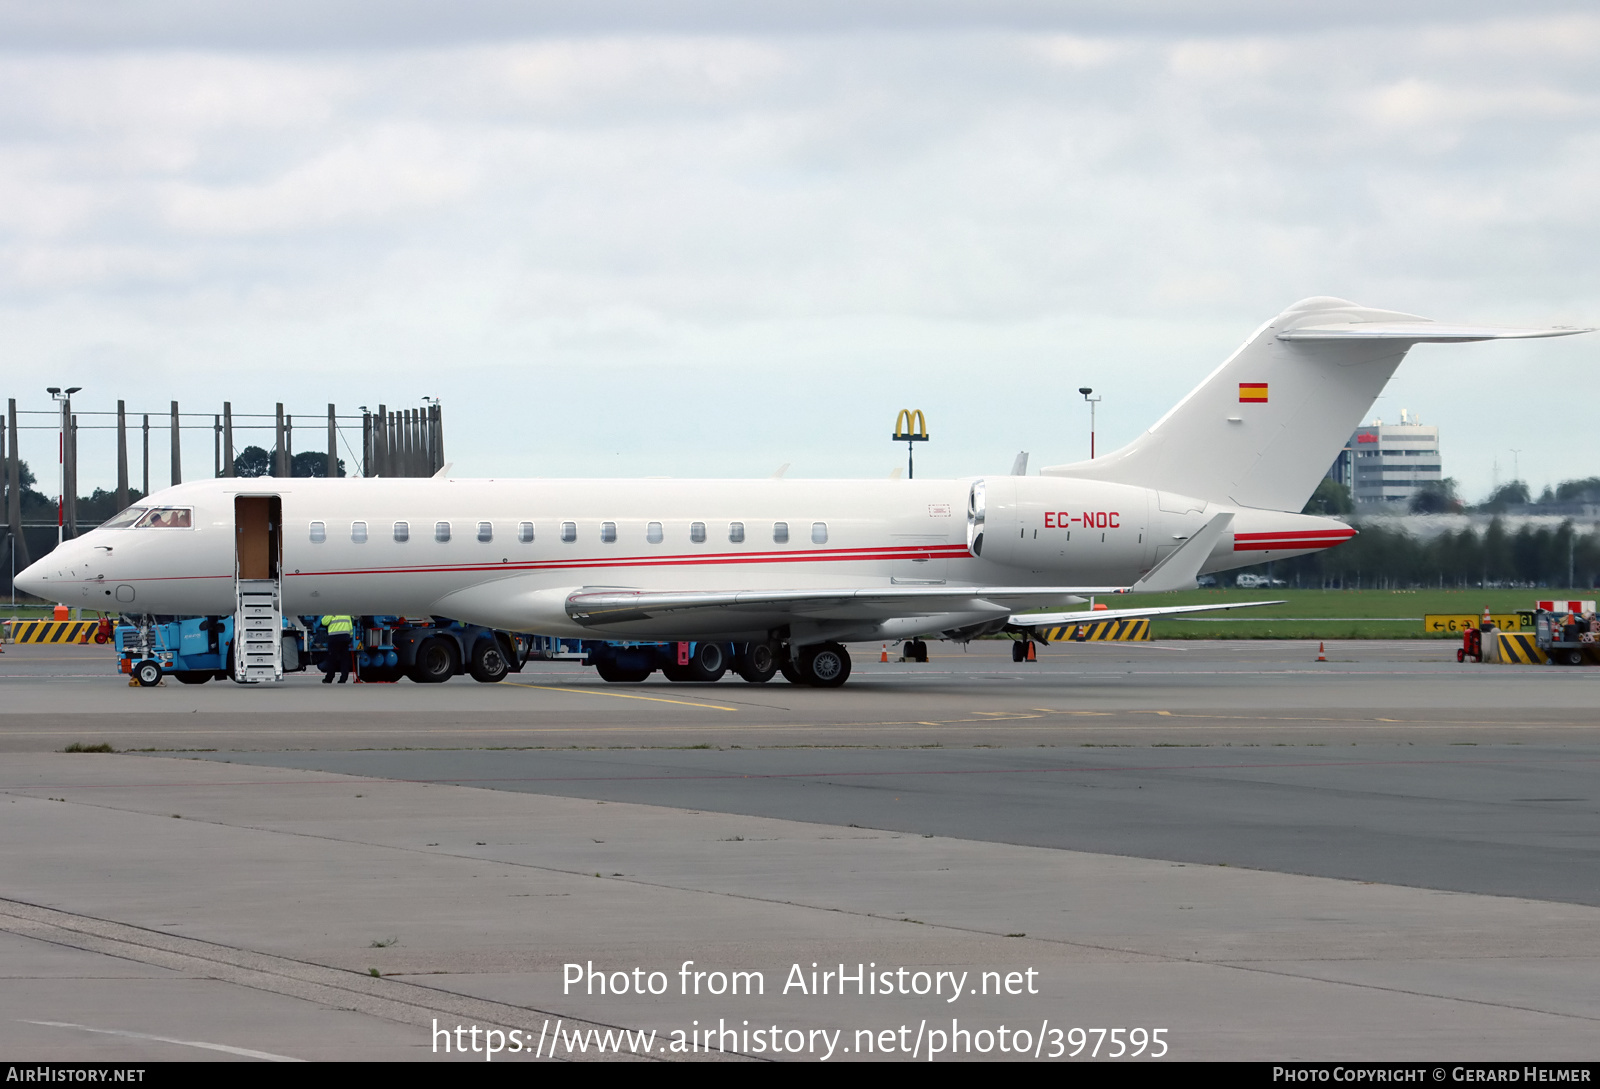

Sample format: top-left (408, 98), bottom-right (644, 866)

top-left (735, 642), bottom-right (778, 683)
top-left (468, 638), bottom-right (511, 683)
top-left (595, 659), bottom-right (652, 683)
top-left (173, 671), bottom-right (211, 685)
top-left (800, 643), bottom-right (851, 688)
top-left (409, 638), bottom-right (457, 683)
top-left (134, 660), bottom-right (162, 687)
top-left (1011, 640), bottom-right (1027, 662)
top-left (904, 639), bottom-right (929, 663)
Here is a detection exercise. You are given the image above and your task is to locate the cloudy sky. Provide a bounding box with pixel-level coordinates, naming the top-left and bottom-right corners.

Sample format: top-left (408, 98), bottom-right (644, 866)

top-left (3, 1), bottom-right (1597, 501)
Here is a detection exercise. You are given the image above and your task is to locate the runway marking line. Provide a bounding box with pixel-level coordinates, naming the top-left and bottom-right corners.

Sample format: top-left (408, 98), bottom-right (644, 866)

top-left (20, 1020), bottom-right (301, 1062)
top-left (504, 681), bottom-right (737, 712)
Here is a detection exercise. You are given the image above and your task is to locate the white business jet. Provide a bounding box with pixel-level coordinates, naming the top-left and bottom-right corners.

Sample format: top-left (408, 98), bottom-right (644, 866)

top-left (16, 297), bottom-right (1588, 687)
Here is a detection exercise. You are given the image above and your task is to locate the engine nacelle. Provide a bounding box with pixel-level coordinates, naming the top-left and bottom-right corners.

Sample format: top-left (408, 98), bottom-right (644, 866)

top-left (968, 477), bottom-right (1213, 583)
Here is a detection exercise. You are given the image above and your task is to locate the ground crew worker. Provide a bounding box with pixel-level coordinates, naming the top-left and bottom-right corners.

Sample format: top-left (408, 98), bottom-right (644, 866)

top-left (320, 615), bottom-right (355, 683)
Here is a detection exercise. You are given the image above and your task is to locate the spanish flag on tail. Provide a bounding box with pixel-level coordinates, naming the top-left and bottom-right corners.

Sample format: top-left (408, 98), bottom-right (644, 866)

top-left (1238, 382), bottom-right (1268, 403)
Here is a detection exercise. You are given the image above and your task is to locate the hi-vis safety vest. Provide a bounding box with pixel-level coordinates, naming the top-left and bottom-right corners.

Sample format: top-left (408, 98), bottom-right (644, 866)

top-left (321, 615), bottom-right (354, 635)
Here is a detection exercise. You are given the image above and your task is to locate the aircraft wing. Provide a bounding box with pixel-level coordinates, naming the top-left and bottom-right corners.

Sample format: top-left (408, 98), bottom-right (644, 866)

top-left (565, 584), bottom-right (1129, 625)
top-left (1009, 599), bottom-right (1284, 630)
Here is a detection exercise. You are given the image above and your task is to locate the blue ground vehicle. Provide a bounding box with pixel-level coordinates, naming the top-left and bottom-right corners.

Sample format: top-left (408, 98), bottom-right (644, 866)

top-left (116, 616), bottom-right (782, 686)
top-left (116, 613), bottom-right (524, 686)
top-left (114, 614), bottom-right (308, 686)
top-left (525, 636), bottom-right (783, 684)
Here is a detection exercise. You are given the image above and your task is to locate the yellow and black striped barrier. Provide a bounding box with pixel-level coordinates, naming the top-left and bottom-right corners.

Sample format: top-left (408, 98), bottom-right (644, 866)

top-left (1495, 632), bottom-right (1547, 665)
top-left (1039, 618), bottom-right (1151, 643)
top-left (3, 619), bottom-right (102, 644)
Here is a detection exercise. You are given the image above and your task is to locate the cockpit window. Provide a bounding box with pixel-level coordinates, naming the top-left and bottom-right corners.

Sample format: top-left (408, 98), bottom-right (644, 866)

top-left (101, 506), bottom-right (148, 529)
top-left (133, 507), bottom-right (193, 529)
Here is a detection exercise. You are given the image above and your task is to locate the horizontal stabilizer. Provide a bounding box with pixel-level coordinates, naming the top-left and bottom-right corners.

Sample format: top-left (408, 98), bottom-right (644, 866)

top-left (1010, 598), bottom-right (1284, 629)
top-left (1278, 323), bottom-right (1591, 343)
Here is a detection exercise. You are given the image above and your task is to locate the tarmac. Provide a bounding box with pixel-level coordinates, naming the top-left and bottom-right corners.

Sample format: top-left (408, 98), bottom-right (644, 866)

top-left (1, 638), bottom-right (1598, 1061)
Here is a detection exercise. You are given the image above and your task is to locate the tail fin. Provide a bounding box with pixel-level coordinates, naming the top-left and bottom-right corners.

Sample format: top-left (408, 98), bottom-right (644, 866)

top-left (1041, 297), bottom-right (1588, 512)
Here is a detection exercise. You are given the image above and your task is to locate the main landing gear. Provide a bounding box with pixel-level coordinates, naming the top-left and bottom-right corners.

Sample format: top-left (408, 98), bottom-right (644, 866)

top-left (778, 642), bottom-right (852, 688)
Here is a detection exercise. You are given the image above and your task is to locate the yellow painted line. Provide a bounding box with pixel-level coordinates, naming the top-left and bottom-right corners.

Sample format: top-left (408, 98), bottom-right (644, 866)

top-left (504, 681), bottom-right (737, 712)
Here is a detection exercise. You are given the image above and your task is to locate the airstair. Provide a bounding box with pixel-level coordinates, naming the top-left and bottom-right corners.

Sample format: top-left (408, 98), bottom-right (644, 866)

top-left (235, 579), bottom-right (283, 683)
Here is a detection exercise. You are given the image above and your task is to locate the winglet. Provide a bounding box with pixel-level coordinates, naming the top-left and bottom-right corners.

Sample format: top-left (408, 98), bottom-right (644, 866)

top-left (1131, 512), bottom-right (1234, 593)
top-left (1010, 451), bottom-right (1029, 476)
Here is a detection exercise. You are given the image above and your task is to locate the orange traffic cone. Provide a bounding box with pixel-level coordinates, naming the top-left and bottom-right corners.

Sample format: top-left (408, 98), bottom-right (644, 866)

top-left (880, 643), bottom-right (889, 663)
top-left (1316, 642), bottom-right (1327, 662)
top-left (1025, 640), bottom-right (1037, 662)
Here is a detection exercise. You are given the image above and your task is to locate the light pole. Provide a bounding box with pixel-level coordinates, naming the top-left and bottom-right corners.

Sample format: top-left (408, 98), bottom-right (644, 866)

top-left (47, 387), bottom-right (81, 547)
top-left (1079, 387), bottom-right (1101, 459)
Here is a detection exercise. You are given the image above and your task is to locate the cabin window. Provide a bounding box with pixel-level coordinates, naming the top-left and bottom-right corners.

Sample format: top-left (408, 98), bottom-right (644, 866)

top-left (351, 521), bottom-right (368, 544)
top-left (477, 521), bottom-right (493, 543)
top-left (811, 521), bottom-right (828, 544)
top-left (518, 521), bottom-right (535, 543)
top-left (133, 507), bottom-right (192, 529)
top-left (647, 521), bottom-right (663, 544)
top-left (393, 521), bottom-right (409, 543)
top-left (729, 522), bottom-right (745, 543)
top-left (690, 522), bottom-right (706, 543)
top-left (435, 521), bottom-right (451, 543)
top-left (773, 521), bottom-right (789, 544)
top-left (309, 521), bottom-right (326, 543)
top-left (561, 521), bottom-right (576, 543)
top-left (102, 506), bottom-right (147, 529)
top-left (600, 521), bottom-right (617, 543)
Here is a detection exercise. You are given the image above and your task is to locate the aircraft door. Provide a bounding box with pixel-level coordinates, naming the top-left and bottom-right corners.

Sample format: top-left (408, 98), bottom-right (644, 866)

top-left (234, 496), bottom-right (281, 580)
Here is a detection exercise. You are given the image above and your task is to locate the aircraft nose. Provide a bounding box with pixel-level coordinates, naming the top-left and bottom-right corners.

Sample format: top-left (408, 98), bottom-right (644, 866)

top-left (13, 555), bottom-right (54, 600)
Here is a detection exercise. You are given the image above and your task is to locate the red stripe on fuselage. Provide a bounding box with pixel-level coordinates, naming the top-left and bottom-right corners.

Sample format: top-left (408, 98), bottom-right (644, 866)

top-left (95, 542), bottom-right (975, 585)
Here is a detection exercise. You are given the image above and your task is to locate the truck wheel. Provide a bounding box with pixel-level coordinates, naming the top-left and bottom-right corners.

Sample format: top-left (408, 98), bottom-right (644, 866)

top-left (134, 660), bottom-right (162, 687)
top-left (1565, 649), bottom-right (1585, 666)
top-left (409, 638), bottom-right (457, 683)
top-left (735, 642), bottom-right (778, 683)
top-left (595, 659), bottom-right (652, 683)
top-left (663, 643), bottom-right (728, 682)
top-left (469, 639), bottom-right (511, 683)
top-left (174, 671), bottom-right (211, 685)
top-left (1456, 649), bottom-right (1465, 663)
top-left (800, 643), bottom-right (851, 688)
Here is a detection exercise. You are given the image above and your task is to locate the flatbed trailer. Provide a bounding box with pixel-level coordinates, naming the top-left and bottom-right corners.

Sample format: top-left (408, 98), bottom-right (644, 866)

top-left (1534, 600), bottom-right (1598, 666)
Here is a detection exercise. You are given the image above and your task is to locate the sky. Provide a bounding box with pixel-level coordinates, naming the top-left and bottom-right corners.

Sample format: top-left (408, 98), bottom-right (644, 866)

top-left (2, 2), bottom-right (1597, 502)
